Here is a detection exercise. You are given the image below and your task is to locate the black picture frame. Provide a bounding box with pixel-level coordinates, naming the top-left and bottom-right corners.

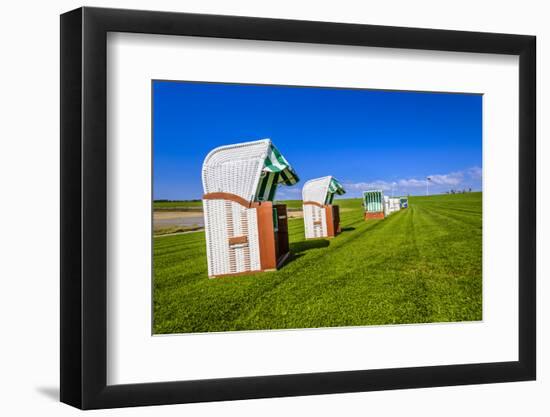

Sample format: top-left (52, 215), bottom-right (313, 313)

top-left (60, 6), bottom-right (536, 410)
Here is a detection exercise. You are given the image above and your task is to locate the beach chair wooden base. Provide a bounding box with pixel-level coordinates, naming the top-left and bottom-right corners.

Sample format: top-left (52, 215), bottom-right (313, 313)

top-left (303, 202), bottom-right (341, 239)
top-left (204, 197), bottom-right (291, 278)
top-left (326, 204), bottom-right (341, 237)
top-left (365, 211), bottom-right (385, 220)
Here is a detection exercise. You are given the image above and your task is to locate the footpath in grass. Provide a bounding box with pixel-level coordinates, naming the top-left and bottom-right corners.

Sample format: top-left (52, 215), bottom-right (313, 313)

top-left (153, 192), bottom-right (482, 334)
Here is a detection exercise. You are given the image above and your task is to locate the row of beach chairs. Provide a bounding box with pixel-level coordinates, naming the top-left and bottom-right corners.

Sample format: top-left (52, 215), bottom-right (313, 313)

top-left (201, 139), bottom-right (407, 278)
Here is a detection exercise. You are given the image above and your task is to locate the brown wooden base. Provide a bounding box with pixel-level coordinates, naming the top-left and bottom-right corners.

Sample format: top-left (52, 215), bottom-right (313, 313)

top-left (365, 211), bottom-right (385, 220)
top-left (203, 194), bottom-right (292, 279)
top-left (325, 204), bottom-right (341, 237)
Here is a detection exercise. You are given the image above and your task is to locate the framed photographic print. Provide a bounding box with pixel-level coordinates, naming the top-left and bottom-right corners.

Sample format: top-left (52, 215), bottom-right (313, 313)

top-left (60, 7), bottom-right (536, 409)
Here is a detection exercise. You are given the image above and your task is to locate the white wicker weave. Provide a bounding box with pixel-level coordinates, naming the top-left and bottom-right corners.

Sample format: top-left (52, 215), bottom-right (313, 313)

top-left (383, 195), bottom-right (390, 216)
top-left (202, 140), bottom-right (271, 203)
top-left (302, 176), bottom-right (332, 205)
top-left (389, 197), bottom-right (401, 214)
top-left (303, 203), bottom-right (328, 239)
top-left (383, 196), bottom-right (401, 215)
top-left (202, 199), bottom-right (261, 277)
top-left (302, 176), bottom-right (333, 239)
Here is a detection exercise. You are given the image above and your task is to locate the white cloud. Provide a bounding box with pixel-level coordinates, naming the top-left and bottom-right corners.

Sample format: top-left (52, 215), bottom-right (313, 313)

top-left (397, 178), bottom-right (426, 188)
top-left (427, 171), bottom-right (464, 186)
top-left (342, 166), bottom-right (482, 197)
top-left (344, 181), bottom-right (393, 191)
top-left (274, 167), bottom-right (482, 199)
top-left (467, 166), bottom-right (482, 179)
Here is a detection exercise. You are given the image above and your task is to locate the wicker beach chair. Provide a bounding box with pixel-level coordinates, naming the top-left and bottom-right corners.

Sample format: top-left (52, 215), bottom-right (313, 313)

top-left (383, 195), bottom-right (390, 216)
top-left (389, 197), bottom-right (402, 214)
top-left (202, 139), bottom-right (299, 278)
top-left (302, 176), bottom-right (346, 239)
top-left (363, 190), bottom-right (386, 220)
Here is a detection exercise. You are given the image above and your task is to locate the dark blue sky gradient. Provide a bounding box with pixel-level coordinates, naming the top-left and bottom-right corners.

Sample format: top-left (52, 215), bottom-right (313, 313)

top-left (153, 81), bottom-right (482, 199)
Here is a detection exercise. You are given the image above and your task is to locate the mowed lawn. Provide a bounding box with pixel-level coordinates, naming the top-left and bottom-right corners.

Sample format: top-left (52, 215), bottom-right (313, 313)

top-left (153, 192), bottom-right (482, 334)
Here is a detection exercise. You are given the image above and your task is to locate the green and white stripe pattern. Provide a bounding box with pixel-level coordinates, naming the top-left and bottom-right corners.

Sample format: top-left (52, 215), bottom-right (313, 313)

top-left (325, 177), bottom-right (346, 205)
top-left (363, 190), bottom-right (384, 213)
top-left (255, 144), bottom-right (299, 202)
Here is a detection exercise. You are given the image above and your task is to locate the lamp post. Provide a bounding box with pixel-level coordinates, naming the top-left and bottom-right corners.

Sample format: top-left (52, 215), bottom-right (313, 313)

top-left (426, 177), bottom-right (431, 196)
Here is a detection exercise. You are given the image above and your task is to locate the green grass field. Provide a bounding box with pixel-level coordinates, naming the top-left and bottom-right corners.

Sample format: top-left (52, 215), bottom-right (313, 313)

top-left (153, 192), bottom-right (482, 334)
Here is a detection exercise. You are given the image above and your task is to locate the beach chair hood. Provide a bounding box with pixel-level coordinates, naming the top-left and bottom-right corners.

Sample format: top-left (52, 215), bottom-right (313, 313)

top-left (302, 176), bottom-right (346, 205)
top-left (202, 139), bottom-right (299, 203)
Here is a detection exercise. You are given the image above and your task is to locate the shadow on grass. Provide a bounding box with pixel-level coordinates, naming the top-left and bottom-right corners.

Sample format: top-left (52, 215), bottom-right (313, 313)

top-left (290, 239), bottom-right (330, 255)
top-left (340, 227), bottom-right (356, 232)
top-left (271, 239), bottom-right (331, 271)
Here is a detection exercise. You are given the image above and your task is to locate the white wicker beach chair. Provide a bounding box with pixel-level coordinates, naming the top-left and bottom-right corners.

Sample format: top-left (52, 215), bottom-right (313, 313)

top-left (302, 176), bottom-right (346, 239)
top-left (389, 197), bottom-right (401, 214)
top-left (202, 139), bottom-right (299, 278)
top-left (363, 190), bottom-right (386, 220)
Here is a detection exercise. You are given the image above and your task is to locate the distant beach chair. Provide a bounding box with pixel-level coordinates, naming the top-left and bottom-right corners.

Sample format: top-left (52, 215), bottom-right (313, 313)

top-left (363, 190), bottom-right (385, 220)
top-left (399, 196), bottom-right (409, 209)
top-left (383, 195), bottom-right (390, 216)
top-left (388, 197), bottom-right (401, 214)
top-left (302, 176), bottom-right (346, 239)
top-left (201, 139), bottom-right (299, 278)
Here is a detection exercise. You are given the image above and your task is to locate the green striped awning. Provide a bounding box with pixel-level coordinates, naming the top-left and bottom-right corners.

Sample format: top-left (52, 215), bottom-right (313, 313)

top-left (255, 143), bottom-right (299, 202)
top-left (325, 177), bottom-right (346, 205)
top-left (263, 144), bottom-right (299, 185)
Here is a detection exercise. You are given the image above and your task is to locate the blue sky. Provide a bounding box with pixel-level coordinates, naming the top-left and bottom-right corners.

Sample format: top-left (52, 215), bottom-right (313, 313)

top-left (153, 81), bottom-right (482, 200)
